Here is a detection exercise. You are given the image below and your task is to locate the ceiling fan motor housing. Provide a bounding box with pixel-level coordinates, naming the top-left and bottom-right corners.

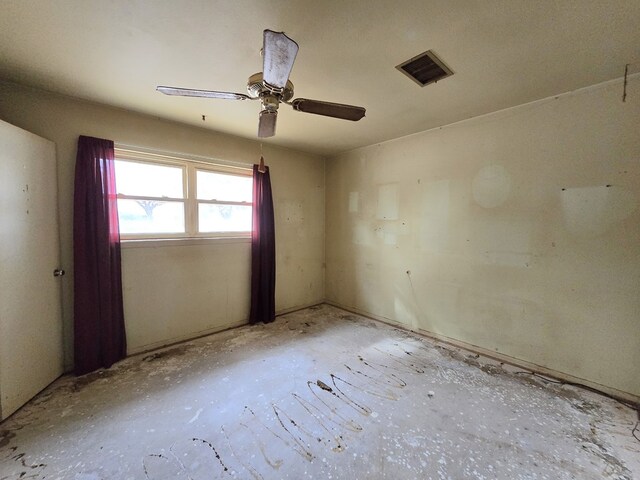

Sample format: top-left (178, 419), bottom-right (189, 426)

top-left (247, 72), bottom-right (294, 102)
top-left (261, 94), bottom-right (280, 112)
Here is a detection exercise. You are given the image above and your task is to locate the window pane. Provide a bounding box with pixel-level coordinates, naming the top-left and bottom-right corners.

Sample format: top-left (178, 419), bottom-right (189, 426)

top-left (198, 204), bottom-right (251, 232)
top-left (197, 170), bottom-right (252, 202)
top-left (117, 199), bottom-right (185, 234)
top-left (115, 160), bottom-right (184, 198)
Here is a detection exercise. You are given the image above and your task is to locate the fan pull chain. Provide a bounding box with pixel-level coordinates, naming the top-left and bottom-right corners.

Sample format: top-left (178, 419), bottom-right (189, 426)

top-left (258, 143), bottom-right (266, 173)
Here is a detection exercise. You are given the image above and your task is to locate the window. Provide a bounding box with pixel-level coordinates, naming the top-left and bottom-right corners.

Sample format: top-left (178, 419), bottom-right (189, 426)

top-left (114, 149), bottom-right (252, 239)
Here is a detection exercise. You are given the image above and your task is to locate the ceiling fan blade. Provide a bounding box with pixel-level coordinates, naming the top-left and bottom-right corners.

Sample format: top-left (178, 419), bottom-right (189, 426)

top-left (262, 30), bottom-right (299, 90)
top-left (291, 98), bottom-right (366, 121)
top-left (258, 110), bottom-right (278, 138)
top-left (156, 86), bottom-right (250, 100)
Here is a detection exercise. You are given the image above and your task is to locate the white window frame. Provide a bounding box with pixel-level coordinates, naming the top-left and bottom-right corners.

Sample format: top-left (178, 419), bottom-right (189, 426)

top-left (114, 148), bottom-right (252, 241)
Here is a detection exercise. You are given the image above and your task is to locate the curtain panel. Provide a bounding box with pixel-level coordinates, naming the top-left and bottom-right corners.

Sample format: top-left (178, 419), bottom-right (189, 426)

top-left (249, 164), bottom-right (276, 324)
top-left (73, 135), bottom-right (126, 375)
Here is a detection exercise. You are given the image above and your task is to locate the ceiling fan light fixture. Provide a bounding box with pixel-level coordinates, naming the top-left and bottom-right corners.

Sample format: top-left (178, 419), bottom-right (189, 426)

top-left (260, 94), bottom-right (280, 112)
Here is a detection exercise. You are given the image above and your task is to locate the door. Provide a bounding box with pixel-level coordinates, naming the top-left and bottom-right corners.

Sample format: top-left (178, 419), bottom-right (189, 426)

top-left (0, 119), bottom-right (64, 420)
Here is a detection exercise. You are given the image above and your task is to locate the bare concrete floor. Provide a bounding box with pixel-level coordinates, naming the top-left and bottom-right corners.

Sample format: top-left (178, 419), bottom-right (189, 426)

top-left (1, 305), bottom-right (638, 479)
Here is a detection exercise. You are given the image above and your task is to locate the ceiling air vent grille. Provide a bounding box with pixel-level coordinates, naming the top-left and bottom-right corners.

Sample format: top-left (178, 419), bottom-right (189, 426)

top-left (396, 50), bottom-right (453, 87)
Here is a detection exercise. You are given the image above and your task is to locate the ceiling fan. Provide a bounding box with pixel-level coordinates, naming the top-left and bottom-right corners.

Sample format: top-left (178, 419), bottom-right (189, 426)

top-left (157, 29), bottom-right (366, 138)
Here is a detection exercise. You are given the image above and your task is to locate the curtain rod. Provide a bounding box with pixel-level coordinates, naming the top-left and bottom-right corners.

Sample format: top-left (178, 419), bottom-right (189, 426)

top-left (114, 142), bottom-right (254, 170)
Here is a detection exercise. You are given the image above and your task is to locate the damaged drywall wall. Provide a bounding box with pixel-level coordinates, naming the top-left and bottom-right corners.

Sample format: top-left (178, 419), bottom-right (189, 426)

top-left (0, 80), bottom-right (325, 361)
top-left (325, 76), bottom-right (640, 397)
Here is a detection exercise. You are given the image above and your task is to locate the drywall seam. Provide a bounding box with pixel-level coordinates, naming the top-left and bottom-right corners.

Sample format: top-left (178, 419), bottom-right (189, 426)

top-left (324, 301), bottom-right (640, 405)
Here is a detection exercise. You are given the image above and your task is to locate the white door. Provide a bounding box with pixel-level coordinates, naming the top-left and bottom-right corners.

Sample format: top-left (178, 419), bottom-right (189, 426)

top-left (0, 119), bottom-right (64, 420)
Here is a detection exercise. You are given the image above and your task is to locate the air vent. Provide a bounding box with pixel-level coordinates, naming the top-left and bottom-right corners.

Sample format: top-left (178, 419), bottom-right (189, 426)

top-left (396, 50), bottom-right (453, 87)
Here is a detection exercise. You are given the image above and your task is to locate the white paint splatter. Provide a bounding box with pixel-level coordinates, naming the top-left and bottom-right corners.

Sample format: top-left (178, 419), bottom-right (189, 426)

top-left (188, 408), bottom-right (203, 423)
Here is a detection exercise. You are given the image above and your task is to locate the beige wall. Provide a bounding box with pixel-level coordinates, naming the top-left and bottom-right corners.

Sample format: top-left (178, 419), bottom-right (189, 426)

top-left (325, 77), bottom-right (640, 397)
top-left (0, 81), bottom-right (325, 366)
top-left (2, 76), bottom-right (638, 398)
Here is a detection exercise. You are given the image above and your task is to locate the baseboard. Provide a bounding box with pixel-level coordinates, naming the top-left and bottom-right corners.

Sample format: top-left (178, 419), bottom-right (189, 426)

top-left (125, 301), bottom-right (324, 358)
top-left (127, 319), bottom-right (248, 357)
top-left (276, 301), bottom-right (325, 317)
top-left (323, 300), bottom-right (640, 406)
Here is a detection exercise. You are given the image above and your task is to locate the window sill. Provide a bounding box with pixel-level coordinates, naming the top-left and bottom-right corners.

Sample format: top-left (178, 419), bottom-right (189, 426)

top-left (121, 236), bottom-right (251, 249)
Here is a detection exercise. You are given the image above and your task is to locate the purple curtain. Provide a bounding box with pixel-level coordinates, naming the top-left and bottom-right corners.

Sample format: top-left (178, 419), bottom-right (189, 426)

top-left (73, 135), bottom-right (126, 375)
top-left (249, 165), bottom-right (276, 324)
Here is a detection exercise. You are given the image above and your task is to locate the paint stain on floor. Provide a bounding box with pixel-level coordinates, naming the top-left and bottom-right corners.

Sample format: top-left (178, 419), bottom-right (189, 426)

top-left (0, 305), bottom-right (638, 479)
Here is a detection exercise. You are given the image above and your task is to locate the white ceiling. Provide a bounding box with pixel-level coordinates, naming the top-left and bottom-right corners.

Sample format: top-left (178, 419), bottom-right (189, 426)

top-left (1, 0), bottom-right (639, 156)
